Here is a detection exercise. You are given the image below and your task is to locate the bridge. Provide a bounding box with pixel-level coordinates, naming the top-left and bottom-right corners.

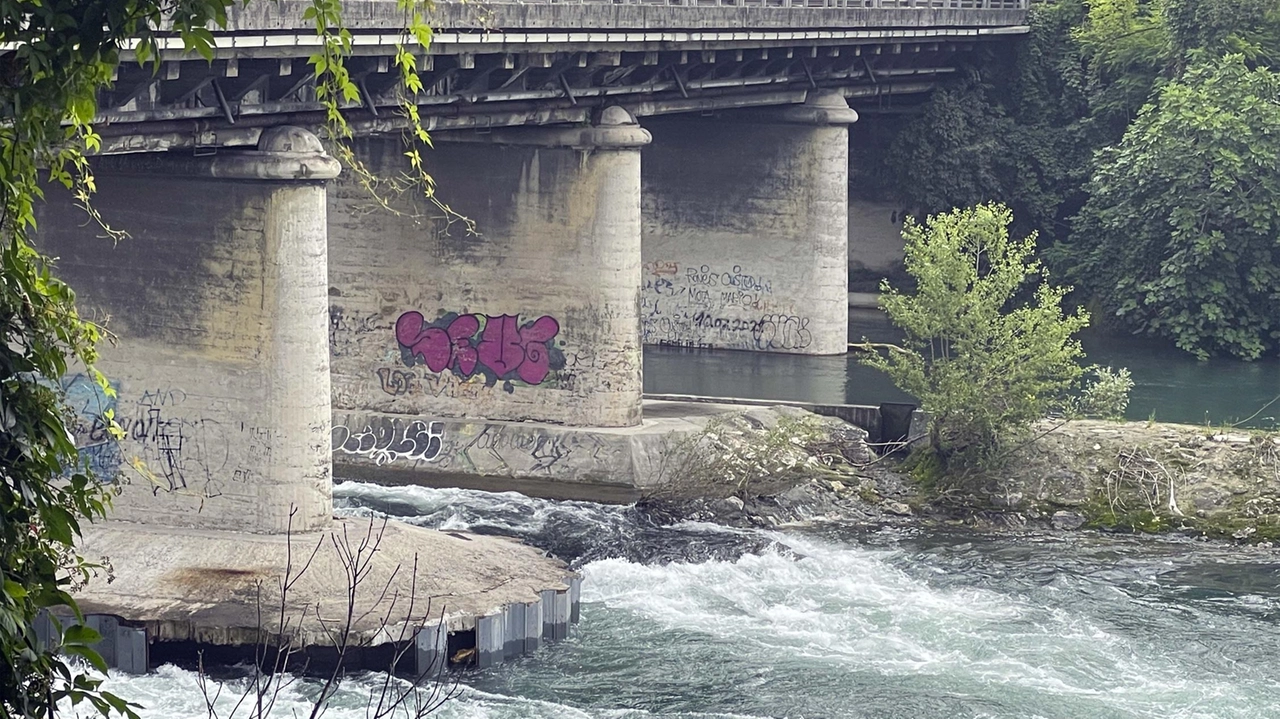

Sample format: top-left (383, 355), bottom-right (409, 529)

top-left (98, 0), bottom-right (1027, 152)
top-left (39, 0), bottom-right (1029, 535)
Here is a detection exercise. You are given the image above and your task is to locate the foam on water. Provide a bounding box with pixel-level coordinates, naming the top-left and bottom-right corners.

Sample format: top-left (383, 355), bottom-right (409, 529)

top-left (90, 484), bottom-right (1280, 719)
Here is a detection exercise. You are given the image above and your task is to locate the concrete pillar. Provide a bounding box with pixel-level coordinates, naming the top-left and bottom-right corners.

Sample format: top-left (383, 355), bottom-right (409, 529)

top-left (328, 107), bottom-right (649, 432)
top-left (35, 127), bottom-right (339, 533)
top-left (641, 90), bottom-right (857, 355)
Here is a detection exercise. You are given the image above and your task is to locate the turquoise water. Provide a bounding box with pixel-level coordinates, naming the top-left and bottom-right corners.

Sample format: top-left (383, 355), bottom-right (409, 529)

top-left (84, 485), bottom-right (1280, 719)
top-left (643, 313), bottom-right (1280, 429)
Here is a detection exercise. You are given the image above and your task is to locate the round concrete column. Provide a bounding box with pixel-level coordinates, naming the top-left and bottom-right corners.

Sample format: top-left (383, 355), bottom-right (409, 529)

top-left (484, 106), bottom-right (651, 427)
top-left (75, 127), bottom-right (341, 533)
top-left (769, 91), bottom-right (857, 356)
top-left (337, 111), bottom-right (651, 428)
top-left (256, 127), bottom-right (339, 531)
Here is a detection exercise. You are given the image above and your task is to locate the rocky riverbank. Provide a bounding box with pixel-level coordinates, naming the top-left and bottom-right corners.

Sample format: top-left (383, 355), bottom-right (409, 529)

top-left (640, 408), bottom-right (1280, 544)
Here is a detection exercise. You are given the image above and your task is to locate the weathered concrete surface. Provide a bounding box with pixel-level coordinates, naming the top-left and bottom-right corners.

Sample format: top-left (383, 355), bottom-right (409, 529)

top-left (35, 130), bottom-right (337, 533)
top-left (640, 92), bottom-right (853, 354)
top-left (327, 113), bottom-right (647, 428)
top-left (74, 518), bottom-right (576, 644)
top-left (848, 199), bottom-right (907, 292)
top-left (333, 399), bottom-right (752, 501)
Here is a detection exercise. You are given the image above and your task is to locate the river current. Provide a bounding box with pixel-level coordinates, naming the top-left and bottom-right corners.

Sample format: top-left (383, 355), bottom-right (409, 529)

top-left (81, 483), bottom-right (1280, 719)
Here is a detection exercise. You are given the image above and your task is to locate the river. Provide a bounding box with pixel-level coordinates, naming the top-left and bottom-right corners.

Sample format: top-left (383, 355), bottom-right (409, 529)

top-left (83, 483), bottom-right (1280, 719)
top-left (644, 313), bottom-right (1280, 429)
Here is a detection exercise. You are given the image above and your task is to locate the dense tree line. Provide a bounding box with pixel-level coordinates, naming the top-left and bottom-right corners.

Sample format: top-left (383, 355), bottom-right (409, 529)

top-left (881, 0), bottom-right (1280, 359)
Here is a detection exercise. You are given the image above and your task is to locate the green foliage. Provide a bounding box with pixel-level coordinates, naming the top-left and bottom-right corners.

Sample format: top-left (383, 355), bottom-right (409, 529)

top-left (884, 0), bottom-right (1280, 360)
top-left (864, 204), bottom-right (1091, 470)
top-left (0, 0), bottom-right (440, 714)
top-left (0, 0), bottom-right (243, 713)
top-left (1074, 367), bottom-right (1134, 421)
top-left (1162, 0), bottom-right (1280, 62)
top-left (1071, 55), bottom-right (1280, 359)
top-left (1071, 0), bottom-right (1172, 132)
top-left (884, 1), bottom-right (1097, 246)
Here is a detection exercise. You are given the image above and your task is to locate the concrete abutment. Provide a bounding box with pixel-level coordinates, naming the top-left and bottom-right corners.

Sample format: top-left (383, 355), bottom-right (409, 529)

top-left (641, 90), bottom-right (856, 355)
top-left (327, 107), bottom-right (649, 433)
top-left (34, 126), bottom-right (580, 673)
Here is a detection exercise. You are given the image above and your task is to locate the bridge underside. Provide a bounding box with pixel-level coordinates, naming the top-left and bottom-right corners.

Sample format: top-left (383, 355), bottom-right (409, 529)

top-left (34, 6), bottom-right (1026, 530)
top-left (94, 2), bottom-right (1026, 153)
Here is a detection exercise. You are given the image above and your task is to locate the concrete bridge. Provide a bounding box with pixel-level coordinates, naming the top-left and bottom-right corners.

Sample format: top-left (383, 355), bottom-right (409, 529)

top-left (33, 0), bottom-right (1027, 673)
top-left (40, 0), bottom-right (1028, 531)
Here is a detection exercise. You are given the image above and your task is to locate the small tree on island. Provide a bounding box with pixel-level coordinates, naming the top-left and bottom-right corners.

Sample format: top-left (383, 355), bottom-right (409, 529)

top-left (859, 203), bottom-right (1129, 479)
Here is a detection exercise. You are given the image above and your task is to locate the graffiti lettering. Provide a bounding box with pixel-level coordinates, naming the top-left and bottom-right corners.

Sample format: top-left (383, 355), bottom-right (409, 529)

top-left (684, 265), bottom-right (719, 287)
top-left (641, 261), bottom-right (815, 351)
top-left (332, 418), bottom-right (445, 466)
top-left (432, 425), bottom-right (609, 475)
top-left (376, 367), bottom-right (416, 396)
top-left (752, 314), bottom-right (812, 351)
top-left (395, 311), bottom-right (565, 387)
top-left (644, 260), bottom-right (679, 277)
top-left (718, 266), bottom-right (771, 294)
top-left (330, 307), bottom-right (388, 358)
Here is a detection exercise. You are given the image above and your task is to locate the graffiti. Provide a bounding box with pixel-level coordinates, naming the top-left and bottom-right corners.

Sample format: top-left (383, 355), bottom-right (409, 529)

top-left (116, 407), bottom-right (237, 496)
top-left (332, 418), bottom-right (623, 478)
top-left (657, 339), bottom-right (713, 350)
top-left (434, 425), bottom-right (609, 475)
top-left (644, 260), bottom-right (679, 276)
top-left (330, 306), bottom-right (388, 357)
top-left (332, 418), bottom-right (445, 466)
top-left (59, 376), bottom-right (245, 497)
top-left (62, 374), bottom-right (123, 480)
top-left (641, 309), bottom-right (813, 351)
top-left (644, 277), bottom-right (712, 306)
top-left (376, 367), bottom-right (416, 396)
top-left (641, 261), bottom-right (818, 351)
top-left (395, 311), bottom-right (565, 388)
top-left (684, 265), bottom-right (720, 287)
top-left (752, 315), bottom-right (812, 351)
top-left (718, 266), bottom-right (772, 294)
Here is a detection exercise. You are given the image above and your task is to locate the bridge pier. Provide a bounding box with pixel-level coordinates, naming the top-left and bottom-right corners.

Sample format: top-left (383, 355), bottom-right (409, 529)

top-left (640, 90), bottom-right (857, 355)
top-left (327, 107), bottom-right (650, 440)
top-left (34, 127), bottom-right (579, 673)
top-left (38, 126), bottom-right (339, 532)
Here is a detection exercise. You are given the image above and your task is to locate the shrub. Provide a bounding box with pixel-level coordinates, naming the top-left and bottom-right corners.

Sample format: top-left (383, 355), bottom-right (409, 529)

top-left (863, 203), bottom-right (1093, 472)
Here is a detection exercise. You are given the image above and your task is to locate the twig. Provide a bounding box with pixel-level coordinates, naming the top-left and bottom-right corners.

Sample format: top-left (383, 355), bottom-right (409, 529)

top-left (1231, 393), bottom-right (1280, 429)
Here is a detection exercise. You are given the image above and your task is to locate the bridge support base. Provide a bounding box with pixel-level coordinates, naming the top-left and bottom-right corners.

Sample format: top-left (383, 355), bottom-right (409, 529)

top-left (641, 90), bottom-right (856, 355)
top-left (35, 127), bottom-right (338, 532)
top-left (328, 107), bottom-right (650, 429)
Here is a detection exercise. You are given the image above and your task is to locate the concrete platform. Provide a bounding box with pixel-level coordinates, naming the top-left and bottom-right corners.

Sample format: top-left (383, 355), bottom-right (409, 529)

top-left (334, 398), bottom-right (906, 502)
top-left (71, 517), bottom-right (579, 671)
top-left (333, 399), bottom-right (748, 502)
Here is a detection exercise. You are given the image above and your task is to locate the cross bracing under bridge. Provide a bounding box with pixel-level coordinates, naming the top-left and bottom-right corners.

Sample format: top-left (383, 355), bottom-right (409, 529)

top-left (88, 0), bottom-right (1028, 152)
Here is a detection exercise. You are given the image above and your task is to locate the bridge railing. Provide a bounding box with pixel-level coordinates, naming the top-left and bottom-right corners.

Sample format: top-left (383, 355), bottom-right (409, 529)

top-left (524, 0), bottom-right (1026, 7)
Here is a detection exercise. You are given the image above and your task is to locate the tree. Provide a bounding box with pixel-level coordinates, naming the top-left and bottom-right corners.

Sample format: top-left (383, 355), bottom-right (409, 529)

top-left (860, 204), bottom-right (1091, 472)
top-left (1071, 55), bottom-right (1280, 360)
top-left (882, 0), bottom-right (1098, 248)
top-left (0, 0), bottom-right (436, 715)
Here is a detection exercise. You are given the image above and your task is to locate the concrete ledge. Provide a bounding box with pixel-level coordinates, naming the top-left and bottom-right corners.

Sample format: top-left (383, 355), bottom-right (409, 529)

top-left (332, 401), bottom-right (745, 501)
top-left (848, 291), bottom-right (881, 309)
top-left (71, 518), bottom-right (578, 669)
top-left (642, 393), bottom-right (924, 446)
top-left (90, 148), bottom-right (341, 182)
